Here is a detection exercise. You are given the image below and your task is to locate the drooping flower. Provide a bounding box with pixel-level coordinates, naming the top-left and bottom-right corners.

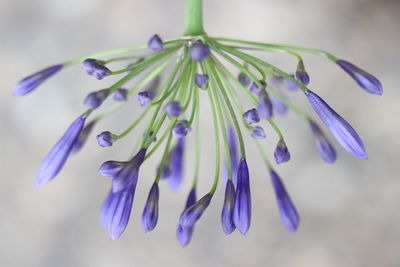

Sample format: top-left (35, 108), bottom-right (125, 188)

top-left (227, 127), bottom-right (239, 186)
top-left (83, 59), bottom-right (111, 80)
top-left (238, 72), bottom-right (251, 87)
top-left (295, 61), bottom-right (310, 85)
top-left (96, 131), bottom-right (117, 147)
top-left (271, 94), bottom-right (288, 115)
top-left (337, 60), bottom-right (383, 95)
top-left (251, 126), bottom-right (266, 139)
top-left (36, 114), bottom-right (86, 187)
top-left (257, 91), bottom-right (273, 120)
top-left (221, 180), bottom-right (236, 235)
top-left (138, 91), bottom-right (156, 107)
top-left (98, 160), bottom-right (126, 177)
top-left (179, 193), bottom-right (212, 229)
top-left (233, 158), bottom-right (251, 235)
top-left (84, 89), bottom-right (110, 109)
top-left (112, 148), bottom-right (147, 192)
top-left (113, 88), bottom-right (128, 101)
top-left (141, 183), bottom-right (160, 233)
top-left (249, 80), bottom-right (267, 96)
top-left (284, 75), bottom-right (299, 91)
top-left (243, 108), bottom-right (260, 125)
top-left (309, 121), bottom-right (336, 163)
top-left (173, 120), bottom-right (192, 138)
top-left (306, 90), bottom-right (367, 159)
top-left (163, 101), bottom-right (183, 118)
top-left (13, 64), bottom-right (63, 96)
top-left (269, 170), bottom-right (300, 233)
top-left (195, 74), bottom-right (209, 89)
top-left (148, 34), bottom-right (164, 51)
top-left (71, 120), bottom-right (97, 154)
top-left (274, 139), bottom-right (291, 164)
top-left (189, 41), bottom-right (210, 61)
top-left (167, 138), bottom-right (185, 191)
top-left (176, 188), bottom-right (196, 247)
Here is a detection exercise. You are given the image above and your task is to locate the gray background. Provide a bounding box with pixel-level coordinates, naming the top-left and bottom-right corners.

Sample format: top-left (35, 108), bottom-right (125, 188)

top-left (1, 0), bottom-right (399, 267)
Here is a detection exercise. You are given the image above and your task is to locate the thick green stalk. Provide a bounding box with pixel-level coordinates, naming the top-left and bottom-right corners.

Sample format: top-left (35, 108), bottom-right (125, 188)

top-left (184, 0), bottom-right (206, 36)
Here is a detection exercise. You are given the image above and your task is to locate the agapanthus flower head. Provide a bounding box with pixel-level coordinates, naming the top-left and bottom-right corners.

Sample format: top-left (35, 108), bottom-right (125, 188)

top-left (13, 64), bottom-right (63, 97)
top-left (295, 60), bottom-right (310, 85)
top-left (194, 74), bottom-right (209, 89)
top-left (177, 188), bottom-right (196, 247)
top-left (269, 170), bottom-right (300, 233)
top-left (337, 60), bottom-right (383, 95)
top-left (141, 183), bottom-right (160, 233)
top-left (274, 139), bottom-right (291, 164)
top-left (233, 158), bottom-right (251, 235)
top-left (96, 131), bottom-right (117, 147)
top-left (36, 114), bottom-right (86, 188)
top-left (309, 121), bottom-right (337, 163)
top-left (113, 88), bottom-right (128, 102)
top-left (257, 90), bottom-right (273, 120)
top-left (179, 193), bottom-right (212, 229)
top-left (306, 90), bottom-right (367, 159)
top-left (148, 34), bottom-right (164, 51)
top-left (173, 120), bottom-right (192, 138)
top-left (189, 41), bottom-right (210, 61)
top-left (84, 89), bottom-right (110, 110)
top-left (221, 179), bottom-right (236, 235)
top-left (251, 126), bottom-right (266, 139)
top-left (243, 108), bottom-right (260, 125)
top-left (163, 101), bottom-right (183, 118)
top-left (83, 59), bottom-right (111, 80)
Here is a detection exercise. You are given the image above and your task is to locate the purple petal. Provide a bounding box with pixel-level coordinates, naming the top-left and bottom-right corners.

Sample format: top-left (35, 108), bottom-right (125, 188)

top-left (176, 188), bottom-right (197, 247)
top-left (295, 61), bottom-right (310, 85)
top-left (337, 60), bottom-right (383, 95)
top-left (99, 160), bottom-right (126, 177)
top-left (168, 138), bottom-right (185, 191)
top-left (226, 127), bottom-right (239, 186)
top-left (148, 34), bottom-right (164, 51)
top-left (173, 120), bottom-right (192, 138)
top-left (249, 80), bottom-right (267, 96)
top-left (306, 90), bottom-right (367, 159)
top-left (233, 158), bottom-right (251, 235)
top-left (243, 108), bottom-right (260, 125)
top-left (141, 183), bottom-right (160, 233)
top-left (270, 170), bottom-right (300, 233)
top-left (257, 91), bottom-right (273, 120)
top-left (189, 41), bottom-right (210, 61)
top-left (96, 131), bottom-right (116, 147)
top-left (251, 126), bottom-right (266, 139)
top-left (195, 74), bottom-right (209, 89)
top-left (221, 180), bottom-right (236, 235)
top-left (71, 120), bottom-right (97, 154)
top-left (309, 122), bottom-right (337, 163)
top-left (108, 186), bottom-right (135, 240)
top-left (238, 72), bottom-right (251, 87)
top-left (83, 59), bottom-right (111, 80)
top-left (271, 95), bottom-right (288, 115)
top-left (113, 88), bottom-right (128, 102)
top-left (84, 89), bottom-right (110, 109)
top-left (13, 64), bottom-right (63, 97)
top-left (179, 193), bottom-right (212, 229)
top-left (274, 139), bottom-right (291, 164)
top-left (36, 115), bottom-right (86, 187)
top-left (163, 101), bottom-right (183, 118)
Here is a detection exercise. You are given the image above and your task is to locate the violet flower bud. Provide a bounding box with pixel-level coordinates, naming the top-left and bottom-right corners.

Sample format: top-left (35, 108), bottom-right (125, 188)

top-left (284, 74), bottom-right (299, 91)
top-left (271, 94), bottom-right (288, 115)
top-left (141, 183), bottom-right (160, 233)
top-left (195, 74), bottom-right (209, 89)
top-left (306, 90), bottom-right (367, 159)
top-left (138, 91), bottom-right (155, 107)
top-left (295, 61), bottom-right (310, 85)
top-left (189, 41), bottom-right (210, 61)
top-left (13, 64), bottom-right (63, 96)
top-left (274, 139), bottom-right (291, 164)
top-left (173, 120), bottom-right (192, 138)
top-left (99, 160), bottom-right (126, 177)
top-left (163, 101), bottom-right (183, 118)
top-left (257, 91), bottom-right (273, 120)
top-left (243, 108), bottom-right (260, 125)
top-left (176, 188), bottom-right (196, 247)
top-left (96, 131), bottom-right (117, 147)
top-left (83, 59), bottom-right (111, 80)
top-left (221, 180), bottom-right (236, 235)
top-left (233, 158), bottom-right (251, 235)
top-left (226, 127), bottom-right (239, 187)
top-left (238, 72), bottom-right (251, 87)
top-left (168, 138), bottom-right (185, 191)
top-left (337, 60), bottom-right (383, 95)
top-left (179, 193), bottom-right (212, 229)
top-left (36, 114), bottom-right (86, 187)
top-left (84, 89), bottom-right (110, 109)
top-left (249, 80), bottom-right (267, 96)
top-left (251, 126), bottom-right (266, 139)
top-left (270, 170), bottom-right (300, 233)
top-left (71, 120), bottom-right (97, 154)
top-left (113, 88), bottom-right (128, 102)
top-left (148, 34), bottom-right (164, 51)
top-left (309, 121), bottom-right (336, 163)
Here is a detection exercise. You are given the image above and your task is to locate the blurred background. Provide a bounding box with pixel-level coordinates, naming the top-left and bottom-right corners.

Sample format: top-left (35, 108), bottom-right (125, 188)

top-left (1, 0), bottom-right (399, 266)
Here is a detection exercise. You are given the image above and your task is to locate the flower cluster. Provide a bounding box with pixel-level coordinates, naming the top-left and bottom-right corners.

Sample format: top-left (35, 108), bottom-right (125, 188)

top-left (14, 31), bottom-right (382, 246)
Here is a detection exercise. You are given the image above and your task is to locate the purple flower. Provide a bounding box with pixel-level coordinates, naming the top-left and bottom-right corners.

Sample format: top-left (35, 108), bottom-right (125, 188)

top-left (257, 91), bottom-right (273, 120)
top-left (233, 158), bottom-right (251, 235)
top-left (284, 75), bottom-right (299, 91)
top-left (306, 90), bottom-right (367, 159)
top-left (84, 89), bottom-right (110, 109)
top-left (96, 131), bottom-right (117, 147)
top-left (173, 120), bottom-right (192, 138)
top-left (195, 74), bottom-right (209, 89)
top-left (249, 80), bottom-right (267, 96)
top-left (243, 108), bottom-right (260, 125)
top-left (271, 94), bottom-right (288, 115)
top-left (13, 64), bottom-right (63, 97)
top-left (176, 188), bottom-right (196, 247)
top-left (251, 126), bottom-right (266, 139)
top-left (36, 114), bottom-right (86, 187)
top-left (99, 160), bottom-right (126, 177)
top-left (270, 170), bottom-right (300, 233)
top-left (112, 148), bottom-right (147, 192)
top-left (100, 185), bottom-right (135, 240)
top-left (274, 139), bottom-right (291, 164)
top-left (71, 120), bottom-right (97, 154)
top-left (138, 91), bottom-right (156, 107)
top-left (179, 193), bottom-right (212, 229)
top-left (295, 61), bottom-right (310, 85)
top-left (113, 88), bottom-right (128, 102)
top-left (238, 72), bottom-right (251, 87)
top-left (83, 59), bottom-right (111, 80)
top-left (168, 138), bottom-right (185, 191)
top-left (221, 180), bottom-right (236, 235)
top-left (337, 60), bottom-right (383, 95)
top-left (141, 183), bottom-right (160, 233)
top-left (189, 41), bottom-right (210, 61)
top-left (163, 101), bottom-right (183, 118)
top-left (309, 121), bottom-right (336, 163)
top-left (148, 34), bottom-right (163, 51)
top-left (226, 127), bottom-right (239, 186)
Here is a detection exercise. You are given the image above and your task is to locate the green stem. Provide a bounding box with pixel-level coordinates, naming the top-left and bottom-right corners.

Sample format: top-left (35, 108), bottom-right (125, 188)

top-left (184, 0), bottom-right (206, 36)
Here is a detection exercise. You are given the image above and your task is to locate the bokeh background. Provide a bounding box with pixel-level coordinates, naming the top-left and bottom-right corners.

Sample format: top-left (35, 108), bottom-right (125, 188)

top-left (1, 0), bottom-right (399, 266)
